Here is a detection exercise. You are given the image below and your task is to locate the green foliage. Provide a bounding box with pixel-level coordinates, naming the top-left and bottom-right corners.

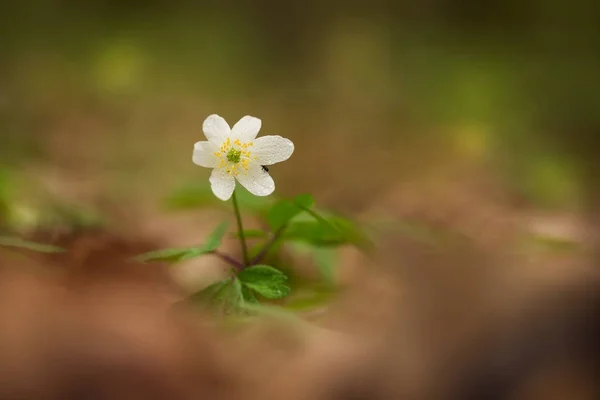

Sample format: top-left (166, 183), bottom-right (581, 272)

top-left (231, 277), bottom-right (244, 306)
top-left (288, 242), bottom-right (337, 284)
top-left (190, 275), bottom-right (272, 315)
top-left (267, 193), bottom-right (314, 231)
top-left (241, 285), bottom-right (259, 304)
top-left (159, 188), bottom-right (372, 314)
top-left (202, 221), bottom-right (230, 250)
top-left (190, 278), bottom-right (241, 314)
top-left (190, 279), bottom-right (230, 303)
top-left (238, 303), bottom-right (312, 329)
top-left (282, 284), bottom-right (337, 312)
top-left (135, 221), bottom-right (229, 262)
top-left (0, 236), bottom-right (65, 253)
top-left (283, 217), bottom-right (371, 249)
top-left (0, 170), bottom-right (14, 228)
top-left (38, 203), bottom-right (106, 231)
top-left (165, 183), bottom-right (273, 214)
top-left (325, 215), bottom-right (373, 249)
top-left (521, 232), bottom-right (583, 254)
top-left (238, 265), bottom-right (291, 299)
top-left (267, 194), bottom-right (371, 251)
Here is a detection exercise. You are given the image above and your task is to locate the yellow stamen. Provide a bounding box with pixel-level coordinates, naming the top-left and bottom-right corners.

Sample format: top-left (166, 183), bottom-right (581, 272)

top-left (215, 138), bottom-right (257, 177)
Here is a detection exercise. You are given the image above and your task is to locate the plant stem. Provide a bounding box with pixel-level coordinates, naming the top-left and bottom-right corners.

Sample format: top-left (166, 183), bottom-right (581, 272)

top-left (251, 225), bottom-right (286, 265)
top-left (231, 189), bottom-right (249, 266)
top-left (251, 206), bottom-right (329, 266)
top-left (213, 250), bottom-right (245, 270)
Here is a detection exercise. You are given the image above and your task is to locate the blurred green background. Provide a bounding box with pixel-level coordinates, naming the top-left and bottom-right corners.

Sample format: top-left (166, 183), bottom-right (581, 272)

top-left (1, 0), bottom-right (599, 228)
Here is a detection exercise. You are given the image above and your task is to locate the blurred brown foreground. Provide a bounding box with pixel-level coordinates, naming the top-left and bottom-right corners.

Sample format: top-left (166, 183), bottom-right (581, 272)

top-left (0, 196), bottom-right (599, 400)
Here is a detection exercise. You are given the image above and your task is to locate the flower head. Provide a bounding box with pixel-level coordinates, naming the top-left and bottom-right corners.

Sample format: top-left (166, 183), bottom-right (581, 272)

top-left (193, 114), bottom-right (295, 201)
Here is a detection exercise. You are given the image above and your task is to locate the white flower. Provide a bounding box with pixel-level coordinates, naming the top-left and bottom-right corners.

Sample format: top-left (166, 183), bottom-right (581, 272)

top-left (192, 114), bottom-right (295, 201)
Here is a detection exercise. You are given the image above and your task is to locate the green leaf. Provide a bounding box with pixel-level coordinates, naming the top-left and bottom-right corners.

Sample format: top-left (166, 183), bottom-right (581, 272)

top-left (267, 194), bottom-right (315, 231)
top-left (135, 221), bottom-right (229, 262)
top-left (284, 221), bottom-right (346, 246)
top-left (238, 265), bottom-right (291, 299)
top-left (134, 247), bottom-right (196, 262)
top-left (189, 279), bottom-right (230, 303)
top-left (267, 200), bottom-right (298, 231)
top-left (289, 242), bottom-right (337, 284)
top-left (231, 277), bottom-right (244, 306)
top-left (522, 232), bottom-right (583, 254)
top-left (44, 203), bottom-right (105, 230)
top-left (0, 236), bottom-right (65, 253)
top-left (328, 216), bottom-right (373, 250)
top-left (283, 286), bottom-right (336, 312)
top-left (0, 169), bottom-right (14, 227)
top-left (238, 303), bottom-right (311, 330)
top-left (283, 209), bottom-right (373, 250)
top-left (293, 193), bottom-right (315, 209)
top-left (203, 221), bottom-right (230, 252)
top-left (312, 247), bottom-right (337, 282)
top-left (189, 278), bottom-right (245, 315)
top-left (165, 182), bottom-right (274, 214)
top-left (241, 285), bottom-right (259, 304)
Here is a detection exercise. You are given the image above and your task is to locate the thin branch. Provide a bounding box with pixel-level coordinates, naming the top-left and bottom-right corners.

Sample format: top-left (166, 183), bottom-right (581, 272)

top-left (231, 190), bottom-right (250, 265)
top-left (213, 250), bottom-right (244, 270)
top-left (251, 225), bottom-right (286, 265)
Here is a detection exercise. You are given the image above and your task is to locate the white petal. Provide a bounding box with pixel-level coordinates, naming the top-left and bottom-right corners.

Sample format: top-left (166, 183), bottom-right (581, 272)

top-left (210, 169), bottom-right (236, 201)
top-left (231, 116), bottom-right (262, 142)
top-left (236, 164), bottom-right (275, 197)
top-left (252, 135), bottom-right (294, 165)
top-left (192, 141), bottom-right (218, 168)
top-left (202, 114), bottom-right (230, 143)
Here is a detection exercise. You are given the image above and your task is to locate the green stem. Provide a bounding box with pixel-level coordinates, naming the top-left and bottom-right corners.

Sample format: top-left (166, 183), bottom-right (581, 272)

top-left (251, 225), bottom-right (286, 265)
top-left (231, 189), bottom-right (249, 266)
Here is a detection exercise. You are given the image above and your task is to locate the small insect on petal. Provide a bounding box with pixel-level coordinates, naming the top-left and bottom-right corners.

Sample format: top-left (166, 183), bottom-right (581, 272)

top-left (261, 165), bottom-right (269, 173)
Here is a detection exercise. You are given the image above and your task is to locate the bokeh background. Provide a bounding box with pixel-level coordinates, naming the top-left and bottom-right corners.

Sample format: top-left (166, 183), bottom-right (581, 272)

top-left (2, 0), bottom-right (598, 227)
top-left (1, 2), bottom-right (600, 399)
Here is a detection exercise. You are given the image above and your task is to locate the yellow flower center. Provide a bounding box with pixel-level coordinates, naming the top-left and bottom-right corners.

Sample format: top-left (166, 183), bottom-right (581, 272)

top-left (227, 148), bottom-right (241, 163)
top-left (213, 137), bottom-right (257, 176)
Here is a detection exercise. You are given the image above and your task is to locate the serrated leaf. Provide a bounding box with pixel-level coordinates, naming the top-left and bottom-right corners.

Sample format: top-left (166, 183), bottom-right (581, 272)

top-left (189, 278), bottom-right (245, 315)
top-left (135, 222), bottom-right (229, 263)
top-left (238, 265), bottom-right (291, 299)
top-left (189, 279), bottom-right (230, 303)
top-left (0, 236), bottom-right (65, 253)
